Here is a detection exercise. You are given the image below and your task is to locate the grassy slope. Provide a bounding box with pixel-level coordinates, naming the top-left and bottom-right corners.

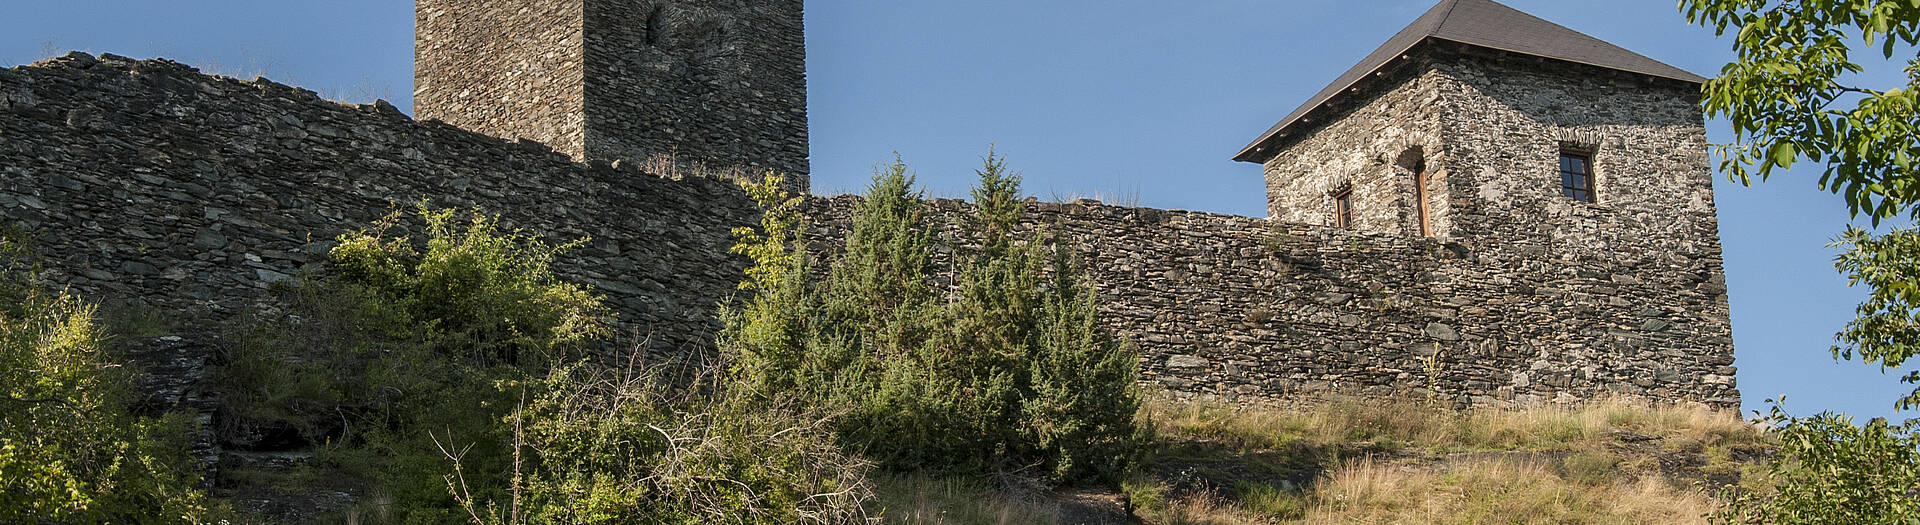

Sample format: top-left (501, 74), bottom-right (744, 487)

top-left (877, 394), bottom-right (1772, 524)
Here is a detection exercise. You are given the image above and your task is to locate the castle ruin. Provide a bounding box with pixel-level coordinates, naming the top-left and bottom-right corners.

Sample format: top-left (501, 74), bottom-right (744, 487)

top-left (0, 0), bottom-right (1738, 408)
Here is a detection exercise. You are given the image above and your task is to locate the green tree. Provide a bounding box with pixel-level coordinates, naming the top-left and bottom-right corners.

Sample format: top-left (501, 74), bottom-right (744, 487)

top-left (952, 149), bottom-right (1144, 483)
top-left (1712, 400), bottom-right (1920, 524)
top-left (328, 207), bottom-right (613, 367)
top-left (942, 150), bottom-right (1047, 469)
top-left (458, 360), bottom-right (872, 525)
top-left (1683, 0), bottom-right (1920, 410)
top-left (230, 206), bottom-right (870, 523)
top-left (1685, 2), bottom-right (1920, 522)
top-left (1684, 0), bottom-right (1919, 221)
top-left (722, 152), bottom-right (1141, 484)
top-left (1833, 227), bottom-right (1920, 410)
top-left (724, 158), bottom-right (952, 468)
top-left (1025, 245), bottom-right (1144, 484)
top-left (721, 173), bottom-right (817, 397)
top-left (812, 157), bottom-right (952, 468)
top-left (0, 231), bottom-right (213, 522)
top-left (222, 207), bottom-right (614, 521)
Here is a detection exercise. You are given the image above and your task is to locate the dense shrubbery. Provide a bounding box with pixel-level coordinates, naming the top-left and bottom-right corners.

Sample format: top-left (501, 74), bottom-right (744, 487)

top-left (1713, 400), bottom-right (1920, 524)
top-left (465, 362), bottom-right (871, 524)
top-left (0, 229), bottom-right (213, 522)
top-left (222, 207), bottom-right (871, 523)
top-left (217, 208), bottom-right (609, 521)
top-left (722, 153), bottom-right (1145, 485)
top-left (7, 154), bottom-right (1143, 521)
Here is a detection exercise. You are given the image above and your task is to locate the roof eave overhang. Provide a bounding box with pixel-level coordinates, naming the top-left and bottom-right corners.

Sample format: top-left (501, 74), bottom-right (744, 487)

top-left (1230, 37), bottom-right (1430, 164)
top-left (1231, 37), bottom-right (1707, 165)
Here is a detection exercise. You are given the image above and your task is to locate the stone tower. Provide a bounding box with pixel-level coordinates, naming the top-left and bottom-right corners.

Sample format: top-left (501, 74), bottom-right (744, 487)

top-left (1235, 0), bottom-right (1714, 247)
top-left (415, 0), bottom-right (809, 190)
top-left (1231, 0), bottom-right (1735, 407)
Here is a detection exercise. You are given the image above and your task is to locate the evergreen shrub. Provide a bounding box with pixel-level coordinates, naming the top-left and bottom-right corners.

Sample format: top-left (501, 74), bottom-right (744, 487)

top-left (723, 153), bottom-right (1145, 485)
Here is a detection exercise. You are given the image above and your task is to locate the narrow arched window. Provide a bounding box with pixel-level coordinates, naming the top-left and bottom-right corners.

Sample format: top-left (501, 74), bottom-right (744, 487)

top-left (1413, 159), bottom-right (1432, 236)
top-left (1333, 187), bottom-right (1354, 229)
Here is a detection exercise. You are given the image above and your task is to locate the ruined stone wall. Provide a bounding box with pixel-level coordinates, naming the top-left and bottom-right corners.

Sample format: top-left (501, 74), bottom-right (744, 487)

top-left (415, 0), bottom-right (587, 158)
top-left (0, 53), bottom-right (1736, 409)
top-left (804, 194), bottom-right (1738, 408)
top-left (584, 0), bottom-right (810, 188)
top-left (1261, 58), bottom-right (1453, 238)
top-left (2, 54), bottom-right (752, 356)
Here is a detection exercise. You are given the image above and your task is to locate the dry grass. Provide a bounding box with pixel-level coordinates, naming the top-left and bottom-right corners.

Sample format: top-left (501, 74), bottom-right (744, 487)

top-left (632, 152), bottom-right (761, 183)
top-left (1303, 458), bottom-right (1715, 524)
top-left (1140, 493), bottom-right (1283, 525)
top-left (871, 472), bottom-right (1059, 525)
top-left (1126, 394), bottom-right (1765, 525)
top-left (1044, 184), bottom-right (1143, 208)
top-left (1129, 460), bottom-right (1721, 525)
top-left (854, 396), bottom-right (1762, 524)
top-left (1145, 393), bottom-right (1760, 454)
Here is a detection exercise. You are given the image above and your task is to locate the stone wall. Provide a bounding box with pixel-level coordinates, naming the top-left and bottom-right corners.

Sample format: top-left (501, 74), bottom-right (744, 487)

top-left (1247, 45), bottom-right (1735, 406)
top-left (0, 53), bottom-right (1736, 409)
top-left (805, 196), bottom-right (1739, 408)
top-left (415, 0), bottom-right (587, 158)
top-left (1429, 51), bottom-right (1736, 406)
top-left (583, 0), bottom-right (810, 187)
top-left (2, 53), bottom-right (755, 356)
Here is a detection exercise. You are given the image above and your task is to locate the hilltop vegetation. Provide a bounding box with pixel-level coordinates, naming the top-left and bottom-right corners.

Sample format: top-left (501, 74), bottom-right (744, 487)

top-left (210, 206), bottom-right (871, 523)
top-left (0, 154), bottom-right (1796, 524)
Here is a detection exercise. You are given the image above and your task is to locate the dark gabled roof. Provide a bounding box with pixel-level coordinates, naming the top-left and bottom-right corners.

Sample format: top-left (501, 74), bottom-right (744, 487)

top-left (1233, 0), bottom-right (1707, 163)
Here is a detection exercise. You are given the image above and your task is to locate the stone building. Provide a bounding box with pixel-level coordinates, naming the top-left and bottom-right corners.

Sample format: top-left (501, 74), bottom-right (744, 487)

top-left (1237, 0), bottom-right (1713, 245)
top-left (415, 0), bottom-right (810, 189)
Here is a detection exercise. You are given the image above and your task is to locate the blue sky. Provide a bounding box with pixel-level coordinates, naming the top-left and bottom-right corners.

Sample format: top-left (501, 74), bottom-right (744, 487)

top-left (2, 1), bottom-right (1912, 421)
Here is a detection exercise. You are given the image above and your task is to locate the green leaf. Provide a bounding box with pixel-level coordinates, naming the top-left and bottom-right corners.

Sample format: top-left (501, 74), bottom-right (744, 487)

top-left (1770, 141), bottom-right (1800, 168)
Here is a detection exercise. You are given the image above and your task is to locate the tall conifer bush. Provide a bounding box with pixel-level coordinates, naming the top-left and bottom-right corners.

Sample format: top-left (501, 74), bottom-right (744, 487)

top-left (723, 152), bottom-right (1143, 484)
top-left (1026, 246), bottom-right (1144, 483)
top-left (944, 151), bottom-right (1048, 469)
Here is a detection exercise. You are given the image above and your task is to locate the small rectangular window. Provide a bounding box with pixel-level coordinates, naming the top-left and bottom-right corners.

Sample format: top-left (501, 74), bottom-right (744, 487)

top-left (1559, 150), bottom-right (1594, 202)
top-left (1333, 188), bottom-right (1353, 229)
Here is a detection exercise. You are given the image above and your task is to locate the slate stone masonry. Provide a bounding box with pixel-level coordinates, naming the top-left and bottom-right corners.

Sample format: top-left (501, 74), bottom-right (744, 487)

top-left (0, 52), bottom-right (1736, 409)
top-left (583, 0), bottom-right (809, 185)
top-left (1260, 58), bottom-right (1451, 237)
top-left (415, 0), bottom-right (586, 159)
top-left (1249, 43), bottom-right (1736, 407)
top-left (808, 196), bottom-right (1739, 409)
top-left (3, 53), bottom-right (752, 356)
top-left (414, 0), bottom-right (809, 191)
